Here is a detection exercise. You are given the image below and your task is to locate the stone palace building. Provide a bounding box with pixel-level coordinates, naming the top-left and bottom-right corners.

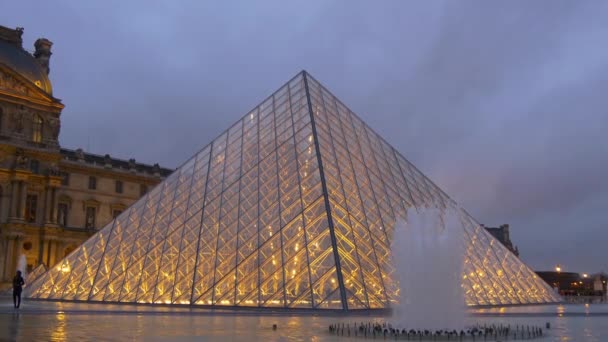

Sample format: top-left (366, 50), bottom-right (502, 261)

top-left (0, 25), bottom-right (172, 287)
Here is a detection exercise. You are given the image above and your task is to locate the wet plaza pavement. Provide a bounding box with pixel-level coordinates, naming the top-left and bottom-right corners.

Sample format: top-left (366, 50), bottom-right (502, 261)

top-left (0, 298), bottom-right (607, 341)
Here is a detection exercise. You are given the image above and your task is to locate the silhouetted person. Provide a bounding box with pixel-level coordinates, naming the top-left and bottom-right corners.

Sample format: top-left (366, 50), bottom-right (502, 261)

top-left (13, 271), bottom-right (25, 308)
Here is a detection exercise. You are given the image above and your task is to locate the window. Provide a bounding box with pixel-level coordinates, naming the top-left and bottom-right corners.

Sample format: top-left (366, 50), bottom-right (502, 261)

top-left (85, 206), bottom-right (96, 229)
top-left (88, 176), bottom-right (97, 190)
top-left (25, 194), bottom-right (38, 223)
top-left (29, 159), bottom-right (39, 174)
top-left (112, 209), bottom-right (123, 219)
top-left (33, 114), bottom-right (43, 143)
top-left (140, 184), bottom-right (148, 197)
top-left (61, 172), bottom-right (70, 186)
top-left (58, 202), bottom-right (68, 227)
top-left (115, 180), bottom-right (123, 194)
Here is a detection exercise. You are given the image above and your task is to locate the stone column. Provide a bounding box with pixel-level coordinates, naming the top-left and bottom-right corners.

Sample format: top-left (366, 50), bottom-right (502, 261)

top-left (9, 180), bottom-right (19, 219)
top-left (0, 236), bottom-right (12, 281)
top-left (43, 238), bottom-right (48, 266)
top-left (51, 187), bottom-right (59, 224)
top-left (48, 238), bottom-right (57, 267)
top-left (44, 186), bottom-right (52, 223)
top-left (0, 238), bottom-right (5, 280)
top-left (38, 234), bottom-right (46, 267)
top-left (15, 235), bottom-right (24, 274)
top-left (19, 181), bottom-right (27, 220)
top-left (54, 241), bottom-right (64, 267)
top-left (4, 236), bottom-right (17, 280)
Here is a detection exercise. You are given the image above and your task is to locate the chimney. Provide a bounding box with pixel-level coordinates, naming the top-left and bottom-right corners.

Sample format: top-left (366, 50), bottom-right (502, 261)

top-left (128, 159), bottom-right (137, 173)
top-left (34, 38), bottom-right (53, 75)
top-left (152, 163), bottom-right (161, 177)
top-left (104, 154), bottom-right (113, 169)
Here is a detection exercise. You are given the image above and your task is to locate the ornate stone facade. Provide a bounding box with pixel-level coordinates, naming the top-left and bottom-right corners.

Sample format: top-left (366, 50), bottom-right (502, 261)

top-left (482, 224), bottom-right (519, 257)
top-left (0, 25), bottom-right (173, 287)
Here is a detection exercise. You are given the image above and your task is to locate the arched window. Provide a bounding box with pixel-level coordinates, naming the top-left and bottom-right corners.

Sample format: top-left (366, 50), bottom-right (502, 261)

top-left (33, 114), bottom-right (43, 143)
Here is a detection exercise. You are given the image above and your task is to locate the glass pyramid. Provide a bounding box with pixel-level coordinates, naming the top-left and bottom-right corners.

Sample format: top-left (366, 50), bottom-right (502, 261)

top-left (25, 71), bottom-right (560, 309)
top-left (24, 263), bottom-right (47, 286)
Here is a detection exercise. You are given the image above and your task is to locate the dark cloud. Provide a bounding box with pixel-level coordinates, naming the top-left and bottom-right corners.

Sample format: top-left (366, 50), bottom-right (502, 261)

top-left (2, 1), bottom-right (607, 272)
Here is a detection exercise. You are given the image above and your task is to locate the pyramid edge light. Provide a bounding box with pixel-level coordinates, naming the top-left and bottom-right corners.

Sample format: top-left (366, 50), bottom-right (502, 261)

top-left (25, 70), bottom-right (561, 310)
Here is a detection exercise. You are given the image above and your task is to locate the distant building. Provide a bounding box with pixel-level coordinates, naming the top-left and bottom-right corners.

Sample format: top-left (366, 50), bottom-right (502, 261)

top-left (536, 271), bottom-right (607, 296)
top-left (482, 224), bottom-right (519, 257)
top-left (0, 25), bottom-right (173, 286)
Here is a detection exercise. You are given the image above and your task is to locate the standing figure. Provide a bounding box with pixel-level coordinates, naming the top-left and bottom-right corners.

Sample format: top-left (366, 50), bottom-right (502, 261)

top-left (12, 271), bottom-right (25, 308)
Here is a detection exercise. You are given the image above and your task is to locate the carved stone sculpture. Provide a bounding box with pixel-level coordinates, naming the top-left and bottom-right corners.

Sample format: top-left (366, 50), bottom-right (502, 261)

top-left (76, 148), bottom-right (85, 161)
top-left (104, 154), bottom-right (112, 168)
top-left (34, 38), bottom-right (53, 75)
top-left (48, 117), bottom-right (60, 140)
top-left (11, 111), bottom-right (24, 134)
top-left (15, 148), bottom-right (28, 169)
top-left (48, 162), bottom-right (61, 176)
top-left (128, 159), bottom-right (137, 173)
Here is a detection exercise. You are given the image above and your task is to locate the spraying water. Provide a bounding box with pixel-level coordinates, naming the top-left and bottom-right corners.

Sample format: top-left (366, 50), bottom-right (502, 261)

top-left (17, 254), bottom-right (28, 279)
top-left (392, 207), bottom-right (467, 330)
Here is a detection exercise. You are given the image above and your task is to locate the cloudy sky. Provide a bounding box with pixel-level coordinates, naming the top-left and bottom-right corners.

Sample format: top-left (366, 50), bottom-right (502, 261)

top-left (3, 1), bottom-right (607, 273)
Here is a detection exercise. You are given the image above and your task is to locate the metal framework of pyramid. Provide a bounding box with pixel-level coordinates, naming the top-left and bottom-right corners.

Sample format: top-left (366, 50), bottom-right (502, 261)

top-left (26, 71), bottom-right (560, 310)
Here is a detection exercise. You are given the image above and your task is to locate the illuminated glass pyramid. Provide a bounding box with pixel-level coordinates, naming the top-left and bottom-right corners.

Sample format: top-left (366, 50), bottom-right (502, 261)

top-left (26, 71), bottom-right (560, 309)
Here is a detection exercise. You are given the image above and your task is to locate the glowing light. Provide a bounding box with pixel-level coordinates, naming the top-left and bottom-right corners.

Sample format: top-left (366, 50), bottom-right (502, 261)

top-left (26, 73), bottom-right (561, 309)
top-left (58, 262), bottom-right (70, 274)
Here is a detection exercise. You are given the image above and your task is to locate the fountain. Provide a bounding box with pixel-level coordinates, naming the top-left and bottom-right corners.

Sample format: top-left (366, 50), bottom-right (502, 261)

top-left (17, 254), bottom-right (28, 280)
top-left (391, 207), bottom-right (467, 330)
top-left (325, 207), bottom-right (548, 340)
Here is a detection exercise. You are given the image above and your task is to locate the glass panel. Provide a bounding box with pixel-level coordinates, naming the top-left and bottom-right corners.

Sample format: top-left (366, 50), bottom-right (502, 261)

top-left (26, 71), bottom-right (561, 310)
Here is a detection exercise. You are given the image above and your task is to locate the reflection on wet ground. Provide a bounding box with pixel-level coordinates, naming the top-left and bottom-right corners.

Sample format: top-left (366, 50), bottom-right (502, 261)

top-left (0, 299), bottom-right (606, 341)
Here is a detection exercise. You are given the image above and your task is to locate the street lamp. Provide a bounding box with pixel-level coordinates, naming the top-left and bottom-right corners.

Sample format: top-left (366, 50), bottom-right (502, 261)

top-left (583, 273), bottom-right (588, 278)
top-left (555, 264), bottom-right (562, 294)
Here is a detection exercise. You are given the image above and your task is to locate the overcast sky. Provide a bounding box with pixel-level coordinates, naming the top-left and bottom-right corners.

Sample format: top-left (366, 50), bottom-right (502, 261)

top-left (3, 1), bottom-right (607, 273)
